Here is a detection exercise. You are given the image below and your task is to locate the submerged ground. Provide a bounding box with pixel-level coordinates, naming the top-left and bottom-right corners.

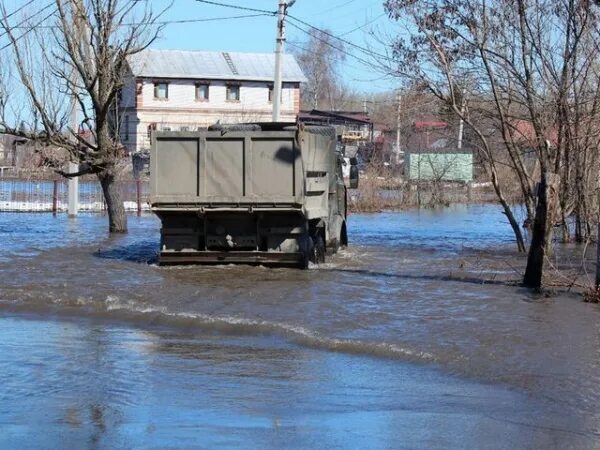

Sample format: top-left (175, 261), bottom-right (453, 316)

top-left (0, 205), bottom-right (599, 449)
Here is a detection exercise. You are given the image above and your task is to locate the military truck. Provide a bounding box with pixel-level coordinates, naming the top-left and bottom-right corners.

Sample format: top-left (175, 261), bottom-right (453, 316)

top-left (150, 123), bottom-right (359, 268)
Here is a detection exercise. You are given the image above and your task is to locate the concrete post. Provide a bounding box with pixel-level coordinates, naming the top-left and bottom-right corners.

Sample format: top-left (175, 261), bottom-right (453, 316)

top-left (395, 91), bottom-right (401, 164)
top-left (67, 162), bottom-right (79, 216)
top-left (272, 0), bottom-right (287, 121)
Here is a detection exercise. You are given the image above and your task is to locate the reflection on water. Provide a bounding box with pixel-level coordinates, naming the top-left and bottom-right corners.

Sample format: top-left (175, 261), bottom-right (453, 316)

top-left (1, 205), bottom-right (599, 447)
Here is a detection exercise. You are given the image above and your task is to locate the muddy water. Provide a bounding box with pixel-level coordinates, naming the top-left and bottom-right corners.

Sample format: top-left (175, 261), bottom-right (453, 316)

top-left (1, 205), bottom-right (599, 448)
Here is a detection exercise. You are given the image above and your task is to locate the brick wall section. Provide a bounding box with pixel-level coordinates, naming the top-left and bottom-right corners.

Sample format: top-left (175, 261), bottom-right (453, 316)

top-left (120, 78), bottom-right (303, 151)
top-left (293, 85), bottom-right (300, 115)
top-left (135, 78), bottom-right (143, 108)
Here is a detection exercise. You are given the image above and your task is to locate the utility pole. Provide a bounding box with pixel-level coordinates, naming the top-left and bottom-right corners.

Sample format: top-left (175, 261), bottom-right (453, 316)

top-left (457, 88), bottom-right (466, 149)
top-left (395, 90), bottom-right (401, 165)
top-left (67, 87), bottom-right (79, 217)
top-left (67, 0), bottom-right (83, 217)
top-left (272, 0), bottom-right (295, 121)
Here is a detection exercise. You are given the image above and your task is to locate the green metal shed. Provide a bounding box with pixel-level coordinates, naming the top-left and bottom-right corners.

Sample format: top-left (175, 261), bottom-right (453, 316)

top-left (405, 149), bottom-right (473, 182)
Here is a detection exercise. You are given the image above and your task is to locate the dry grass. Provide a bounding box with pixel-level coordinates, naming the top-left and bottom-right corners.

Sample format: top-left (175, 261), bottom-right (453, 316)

top-left (348, 166), bottom-right (498, 213)
top-left (583, 286), bottom-right (600, 303)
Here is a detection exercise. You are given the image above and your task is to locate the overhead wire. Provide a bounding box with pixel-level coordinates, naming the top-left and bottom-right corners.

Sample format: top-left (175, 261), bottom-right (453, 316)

top-left (315, 0), bottom-right (357, 15)
top-left (1, 0), bottom-right (38, 21)
top-left (286, 13), bottom-right (390, 62)
top-left (285, 19), bottom-right (397, 83)
top-left (189, 0), bottom-right (393, 66)
top-left (286, 39), bottom-right (390, 85)
top-left (194, 0), bottom-right (276, 16)
top-left (0, 1), bottom-right (56, 39)
top-left (6, 12), bottom-right (272, 29)
top-left (339, 12), bottom-right (386, 37)
top-left (0, 6), bottom-right (57, 51)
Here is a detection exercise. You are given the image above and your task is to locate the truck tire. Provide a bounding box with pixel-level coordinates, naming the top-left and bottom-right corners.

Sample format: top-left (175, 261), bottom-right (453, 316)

top-left (310, 235), bottom-right (326, 264)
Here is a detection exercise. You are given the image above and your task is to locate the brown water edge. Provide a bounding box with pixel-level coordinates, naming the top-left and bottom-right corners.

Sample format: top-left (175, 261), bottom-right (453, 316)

top-left (349, 177), bottom-right (501, 212)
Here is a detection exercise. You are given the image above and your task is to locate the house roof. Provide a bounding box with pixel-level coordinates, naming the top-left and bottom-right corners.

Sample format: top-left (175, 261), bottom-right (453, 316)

top-left (128, 49), bottom-right (307, 83)
top-left (299, 109), bottom-right (372, 125)
top-left (414, 120), bottom-right (447, 130)
top-left (511, 119), bottom-right (558, 148)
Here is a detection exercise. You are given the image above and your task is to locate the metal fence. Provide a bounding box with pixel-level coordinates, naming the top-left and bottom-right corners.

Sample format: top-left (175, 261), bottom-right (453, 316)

top-left (0, 179), bottom-right (150, 212)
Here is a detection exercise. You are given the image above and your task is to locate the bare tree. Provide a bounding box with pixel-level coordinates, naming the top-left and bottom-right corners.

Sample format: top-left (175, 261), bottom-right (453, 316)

top-left (0, 0), bottom-right (166, 232)
top-left (382, 0), bottom-right (600, 289)
top-left (292, 28), bottom-right (347, 110)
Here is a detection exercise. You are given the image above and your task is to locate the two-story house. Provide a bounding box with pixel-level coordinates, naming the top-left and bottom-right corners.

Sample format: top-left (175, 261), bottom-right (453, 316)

top-left (120, 49), bottom-right (307, 153)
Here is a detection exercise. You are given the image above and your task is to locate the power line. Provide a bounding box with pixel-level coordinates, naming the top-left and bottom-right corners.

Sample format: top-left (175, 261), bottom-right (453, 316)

top-left (1, 0), bottom-right (38, 21)
top-left (136, 13), bottom-right (270, 26)
top-left (339, 12), bottom-right (386, 37)
top-left (287, 40), bottom-right (382, 80)
top-left (191, 0), bottom-right (392, 63)
top-left (0, 1), bottom-right (55, 39)
top-left (0, 6), bottom-right (57, 51)
top-left (286, 13), bottom-right (390, 61)
top-left (315, 0), bottom-right (357, 15)
top-left (286, 20), bottom-right (381, 71)
top-left (194, 0), bottom-right (276, 16)
top-left (5, 12), bottom-right (272, 29)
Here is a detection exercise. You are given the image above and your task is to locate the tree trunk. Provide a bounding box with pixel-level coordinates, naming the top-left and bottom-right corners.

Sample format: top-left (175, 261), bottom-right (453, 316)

top-left (561, 209), bottom-right (570, 243)
top-left (523, 173), bottom-right (559, 289)
top-left (489, 167), bottom-right (527, 252)
top-left (596, 220), bottom-right (600, 288)
top-left (98, 171), bottom-right (128, 233)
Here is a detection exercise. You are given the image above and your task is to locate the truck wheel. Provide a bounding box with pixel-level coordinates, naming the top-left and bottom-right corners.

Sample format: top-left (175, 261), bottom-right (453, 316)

top-left (310, 235), bottom-right (326, 264)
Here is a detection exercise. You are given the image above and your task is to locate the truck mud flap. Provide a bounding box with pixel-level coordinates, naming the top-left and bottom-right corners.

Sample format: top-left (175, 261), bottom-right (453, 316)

top-left (159, 251), bottom-right (307, 268)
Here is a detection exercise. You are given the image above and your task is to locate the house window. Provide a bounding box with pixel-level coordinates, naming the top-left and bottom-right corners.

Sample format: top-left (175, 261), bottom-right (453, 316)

top-left (226, 84), bottom-right (240, 102)
top-left (195, 83), bottom-right (209, 101)
top-left (154, 82), bottom-right (168, 99)
top-left (180, 126), bottom-right (189, 131)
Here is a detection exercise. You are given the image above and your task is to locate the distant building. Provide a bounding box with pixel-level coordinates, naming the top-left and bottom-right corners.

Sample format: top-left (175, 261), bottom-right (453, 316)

top-left (404, 120), bottom-right (474, 182)
top-left (120, 49), bottom-right (307, 153)
top-left (298, 109), bottom-right (373, 142)
top-left (0, 134), bottom-right (27, 169)
top-left (298, 109), bottom-right (374, 170)
top-left (405, 149), bottom-right (474, 183)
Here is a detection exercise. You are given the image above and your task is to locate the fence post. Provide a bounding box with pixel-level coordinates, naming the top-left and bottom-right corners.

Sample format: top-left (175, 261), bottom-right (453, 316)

top-left (52, 180), bottom-right (58, 215)
top-left (136, 178), bottom-right (142, 216)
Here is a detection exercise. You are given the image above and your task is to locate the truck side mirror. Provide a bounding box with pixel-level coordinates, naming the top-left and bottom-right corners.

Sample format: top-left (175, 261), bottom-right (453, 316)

top-left (349, 164), bottom-right (359, 189)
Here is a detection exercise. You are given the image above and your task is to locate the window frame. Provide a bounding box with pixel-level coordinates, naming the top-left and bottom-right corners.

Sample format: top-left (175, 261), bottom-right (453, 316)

top-left (226, 84), bottom-right (241, 102)
top-left (195, 82), bottom-right (210, 102)
top-left (153, 81), bottom-right (169, 100)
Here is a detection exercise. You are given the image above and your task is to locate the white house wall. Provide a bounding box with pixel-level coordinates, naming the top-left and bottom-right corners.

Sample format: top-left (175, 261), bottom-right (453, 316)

top-left (120, 78), bottom-right (300, 152)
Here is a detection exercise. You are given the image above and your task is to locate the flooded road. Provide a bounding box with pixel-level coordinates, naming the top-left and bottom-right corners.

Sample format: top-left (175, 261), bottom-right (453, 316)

top-left (1, 205), bottom-right (599, 448)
